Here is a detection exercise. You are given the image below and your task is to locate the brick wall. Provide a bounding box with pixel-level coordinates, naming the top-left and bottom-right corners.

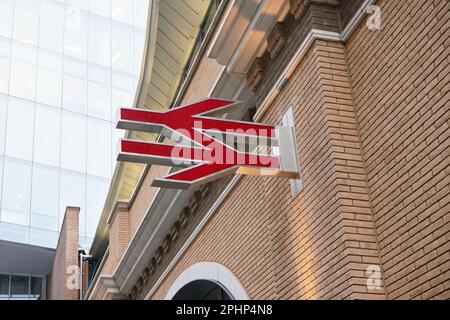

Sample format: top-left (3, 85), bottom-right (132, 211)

top-left (48, 207), bottom-right (80, 300)
top-left (149, 39), bottom-right (385, 300)
top-left (128, 165), bottom-right (171, 238)
top-left (181, 56), bottom-right (224, 103)
top-left (136, 176), bottom-right (234, 300)
top-left (345, 0), bottom-right (449, 299)
top-left (132, 0), bottom-right (448, 300)
top-left (107, 202), bottom-right (130, 274)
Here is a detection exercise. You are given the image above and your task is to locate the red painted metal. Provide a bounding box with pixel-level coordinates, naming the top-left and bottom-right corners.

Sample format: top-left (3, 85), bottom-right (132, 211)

top-left (117, 98), bottom-right (284, 189)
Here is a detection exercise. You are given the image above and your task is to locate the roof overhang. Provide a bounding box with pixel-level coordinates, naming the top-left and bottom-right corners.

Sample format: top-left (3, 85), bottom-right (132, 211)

top-left (208, 0), bottom-right (290, 73)
top-left (0, 240), bottom-right (55, 275)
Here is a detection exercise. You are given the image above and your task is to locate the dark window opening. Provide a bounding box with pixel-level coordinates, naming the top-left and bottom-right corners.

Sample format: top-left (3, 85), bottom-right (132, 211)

top-left (172, 280), bottom-right (232, 300)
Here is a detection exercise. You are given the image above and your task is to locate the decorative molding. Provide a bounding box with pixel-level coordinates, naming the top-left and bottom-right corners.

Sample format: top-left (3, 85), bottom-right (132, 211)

top-left (254, 0), bottom-right (376, 120)
top-left (89, 275), bottom-right (124, 300)
top-left (115, 187), bottom-right (186, 294)
top-left (126, 183), bottom-right (212, 299)
top-left (267, 22), bottom-right (287, 59)
top-left (106, 200), bottom-right (130, 225)
top-left (208, 0), bottom-right (290, 74)
top-left (290, 0), bottom-right (340, 20)
top-left (208, 0), bottom-right (262, 65)
top-left (226, 0), bottom-right (290, 73)
top-left (247, 58), bottom-right (264, 92)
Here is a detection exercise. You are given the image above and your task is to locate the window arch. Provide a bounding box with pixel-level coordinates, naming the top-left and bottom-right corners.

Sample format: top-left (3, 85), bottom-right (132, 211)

top-left (165, 262), bottom-right (249, 300)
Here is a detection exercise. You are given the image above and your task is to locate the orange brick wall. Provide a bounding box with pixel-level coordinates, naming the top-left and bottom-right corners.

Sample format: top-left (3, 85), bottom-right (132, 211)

top-left (345, 0), bottom-right (449, 299)
top-left (150, 39), bottom-right (385, 300)
top-left (130, 0), bottom-right (448, 301)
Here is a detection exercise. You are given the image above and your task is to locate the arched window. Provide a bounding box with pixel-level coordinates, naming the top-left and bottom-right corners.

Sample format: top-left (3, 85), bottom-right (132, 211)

top-left (172, 280), bottom-right (232, 300)
top-left (165, 262), bottom-right (249, 300)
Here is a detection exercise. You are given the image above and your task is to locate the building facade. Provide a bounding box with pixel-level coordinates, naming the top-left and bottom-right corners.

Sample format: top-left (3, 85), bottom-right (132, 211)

top-left (50, 0), bottom-right (448, 300)
top-left (0, 0), bottom-right (149, 250)
top-left (0, 0), bottom-right (150, 300)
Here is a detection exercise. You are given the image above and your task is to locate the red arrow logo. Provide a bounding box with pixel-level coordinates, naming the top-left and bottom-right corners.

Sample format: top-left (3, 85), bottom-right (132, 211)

top-left (117, 98), bottom-right (297, 189)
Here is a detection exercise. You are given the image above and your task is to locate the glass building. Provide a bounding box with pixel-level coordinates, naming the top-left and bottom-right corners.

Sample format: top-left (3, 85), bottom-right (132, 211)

top-left (0, 0), bottom-right (149, 250)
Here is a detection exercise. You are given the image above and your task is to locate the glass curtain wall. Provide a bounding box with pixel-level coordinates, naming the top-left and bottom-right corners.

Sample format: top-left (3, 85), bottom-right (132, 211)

top-left (0, 0), bottom-right (149, 249)
top-left (0, 273), bottom-right (46, 300)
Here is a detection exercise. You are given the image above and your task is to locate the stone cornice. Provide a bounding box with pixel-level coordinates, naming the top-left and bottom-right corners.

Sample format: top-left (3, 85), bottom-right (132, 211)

top-left (247, 0), bottom-right (341, 95)
top-left (208, 0), bottom-right (290, 74)
top-left (106, 200), bottom-right (130, 226)
top-left (88, 275), bottom-right (125, 300)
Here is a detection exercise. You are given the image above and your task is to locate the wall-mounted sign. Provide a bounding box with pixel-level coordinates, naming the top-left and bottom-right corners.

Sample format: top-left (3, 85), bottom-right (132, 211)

top-left (117, 98), bottom-right (300, 189)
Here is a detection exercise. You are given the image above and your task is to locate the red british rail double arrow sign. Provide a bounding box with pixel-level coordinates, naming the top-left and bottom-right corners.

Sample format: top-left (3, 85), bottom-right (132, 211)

top-left (117, 98), bottom-right (299, 189)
